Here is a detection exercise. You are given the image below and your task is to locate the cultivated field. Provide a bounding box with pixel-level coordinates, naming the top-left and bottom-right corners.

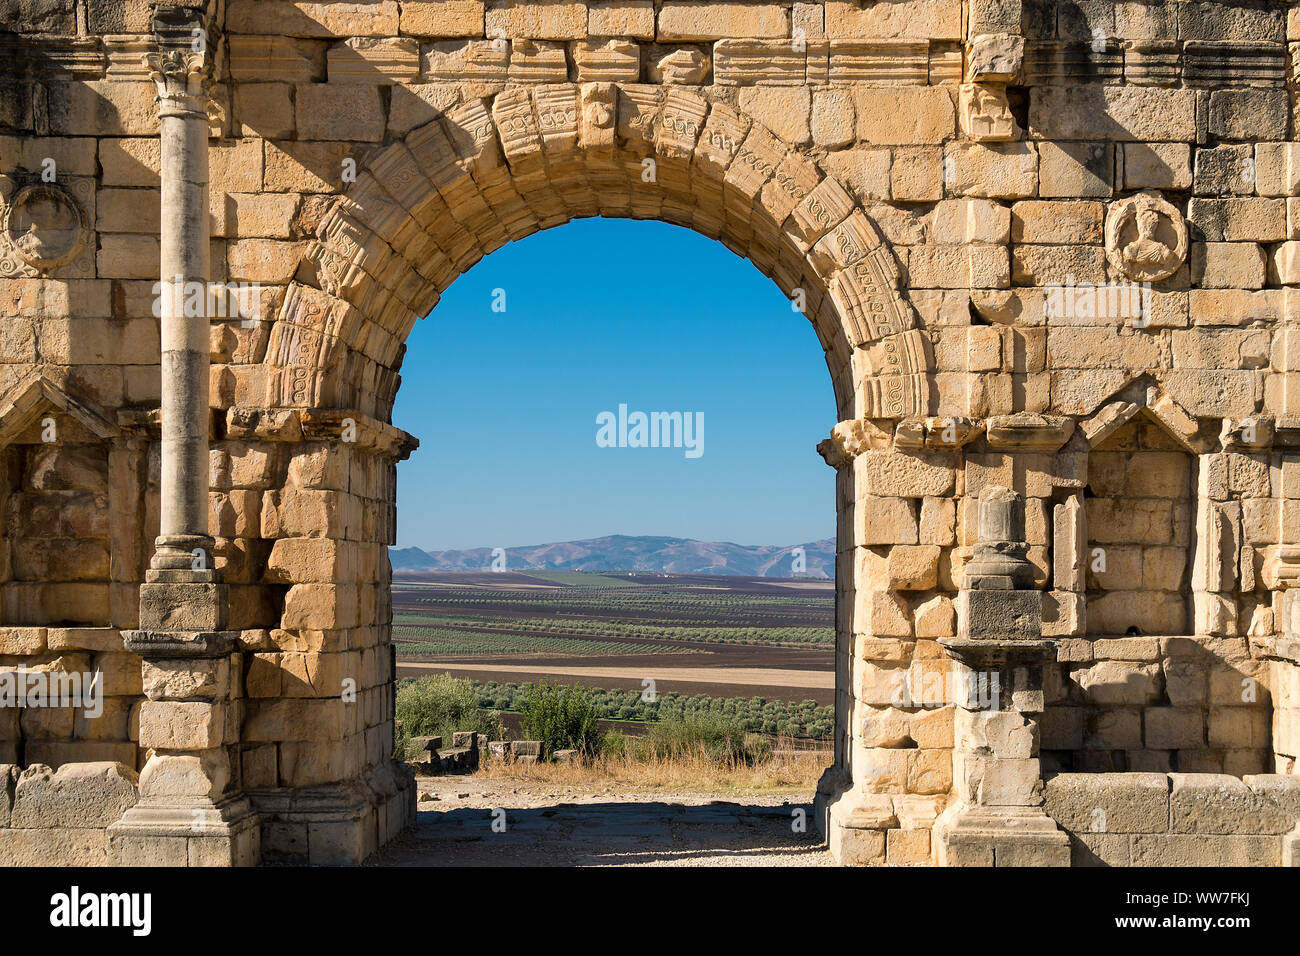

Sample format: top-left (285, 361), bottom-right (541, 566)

top-left (392, 570), bottom-right (836, 717)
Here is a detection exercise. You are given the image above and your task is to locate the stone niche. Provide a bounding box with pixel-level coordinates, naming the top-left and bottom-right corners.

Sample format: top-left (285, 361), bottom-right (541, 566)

top-left (1083, 414), bottom-right (1195, 638)
top-left (0, 413), bottom-right (112, 628)
top-left (1039, 409), bottom-right (1273, 778)
top-left (0, 379), bottom-right (145, 773)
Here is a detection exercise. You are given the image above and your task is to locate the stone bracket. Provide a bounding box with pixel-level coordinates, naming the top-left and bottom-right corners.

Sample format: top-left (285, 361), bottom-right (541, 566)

top-left (940, 636), bottom-right (1057, 667)
top-left (222, 405), bottom-right (419, 461)
top-left (984, 413), bottom-right (1074, 452)
top-left (894, 416), bottom-right (984, 450)
top-left (122, 629), bottom-right (238, 660)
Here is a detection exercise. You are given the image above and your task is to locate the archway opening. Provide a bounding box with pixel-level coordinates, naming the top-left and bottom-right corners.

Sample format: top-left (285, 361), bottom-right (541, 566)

top-left (383, 217), bottom-right (838, 863)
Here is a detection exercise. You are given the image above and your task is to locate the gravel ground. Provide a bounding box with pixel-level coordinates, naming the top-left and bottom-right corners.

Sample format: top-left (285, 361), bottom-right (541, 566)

top-left (369, 774), bottom-right (832, 866)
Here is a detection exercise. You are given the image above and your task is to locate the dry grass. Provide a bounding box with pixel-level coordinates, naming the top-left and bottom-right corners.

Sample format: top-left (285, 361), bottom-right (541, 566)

top-left (474, 738), bottom-right (830, 796)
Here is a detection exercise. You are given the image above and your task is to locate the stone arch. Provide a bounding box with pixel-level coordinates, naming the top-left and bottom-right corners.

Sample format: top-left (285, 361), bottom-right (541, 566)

top-left (237, 84), bottom-right (933, 863)
top-left (257, 84), bottom-right (932, 425)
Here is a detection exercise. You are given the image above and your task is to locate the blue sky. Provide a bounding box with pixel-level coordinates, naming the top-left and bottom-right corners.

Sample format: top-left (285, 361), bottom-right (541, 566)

top-left (392, 217), bottom-right (836, 551)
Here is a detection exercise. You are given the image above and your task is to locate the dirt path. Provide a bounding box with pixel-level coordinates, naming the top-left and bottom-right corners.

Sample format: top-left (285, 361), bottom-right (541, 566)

top-left (369, 774), bottom-right (831, 867)
top-left (397, 660), bottom-right (834, 701)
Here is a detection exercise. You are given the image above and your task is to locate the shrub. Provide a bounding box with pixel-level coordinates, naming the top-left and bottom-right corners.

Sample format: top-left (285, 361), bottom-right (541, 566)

top-left (393, 719), bottom-right (411, 763)
top-left (600, 731), bottom-right (629, 758)
top-left (519, 679), bottom-right (603, 760)
top-left (395, 674), bottom-right (502, 759)
top-left (637, 715), bottom-right (770, 765)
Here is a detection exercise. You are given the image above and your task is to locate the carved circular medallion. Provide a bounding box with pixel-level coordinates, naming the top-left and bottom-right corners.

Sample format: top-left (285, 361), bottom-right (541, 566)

top-left (1104, 190), bottom-right (1188, 282)
top-left (584, 100), bottom-right (613, 129)
top-left (4, 183), bottom-right (91, 271)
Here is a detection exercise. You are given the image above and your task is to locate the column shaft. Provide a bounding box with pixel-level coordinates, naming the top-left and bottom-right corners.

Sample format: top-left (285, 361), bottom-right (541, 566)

top-left (157, 101), bottom-right (211, 553)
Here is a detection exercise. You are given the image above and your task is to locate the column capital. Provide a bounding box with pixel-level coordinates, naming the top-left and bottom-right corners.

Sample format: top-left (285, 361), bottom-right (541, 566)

top-left (143, 3), bottom-right (218, 113)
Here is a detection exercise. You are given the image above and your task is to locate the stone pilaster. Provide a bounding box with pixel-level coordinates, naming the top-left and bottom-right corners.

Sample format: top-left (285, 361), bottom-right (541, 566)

top-left (1259, 547), bottom-right (1300, 776)
top-left (959, 32), bottom-right (1023, 142)
top-left (108, 3), bottom-right (259, 867)
top-left (934, 485), bottom-right (1069, 866)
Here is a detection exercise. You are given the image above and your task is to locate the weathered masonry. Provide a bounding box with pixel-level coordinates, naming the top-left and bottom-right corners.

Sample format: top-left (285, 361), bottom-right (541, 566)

top-left (1, 0), bottom-right (1300, 866)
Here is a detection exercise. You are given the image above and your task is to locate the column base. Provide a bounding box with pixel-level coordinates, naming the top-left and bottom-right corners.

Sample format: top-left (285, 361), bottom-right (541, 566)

top-left (107, 795), bottom-right (260, 866)
top-left (933, 803), bottom-right (1070, 867)
top-left (821, 781), bottom-right (896, 866)
top-left (249, 760), bottom-right (416, 865)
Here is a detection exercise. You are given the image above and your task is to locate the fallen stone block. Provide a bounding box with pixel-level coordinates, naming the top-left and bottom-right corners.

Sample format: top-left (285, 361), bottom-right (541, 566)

top-left (409, 735), bottom-right (442, 757)
top-left (436, 745), bottom-right (479, 774)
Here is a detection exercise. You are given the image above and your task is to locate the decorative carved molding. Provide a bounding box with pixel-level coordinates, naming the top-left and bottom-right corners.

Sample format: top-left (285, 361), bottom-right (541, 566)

top-left (831, 40), bottom-right (928, 84)
top-left (0, 37), bottom-right (105, 78)
top-left (960, 34), bottom-right (1022, 142)
top-left (1022, 40), bottom-right (1122, 85)
top-left (574, 39), bottom-right (640, 82)
top-left (1263, 546), bottom-right (1300, 592)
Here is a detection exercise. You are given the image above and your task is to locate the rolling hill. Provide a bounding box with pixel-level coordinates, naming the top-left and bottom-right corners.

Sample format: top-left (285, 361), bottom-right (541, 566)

top-left (390, 534), bottom-right (834, 578)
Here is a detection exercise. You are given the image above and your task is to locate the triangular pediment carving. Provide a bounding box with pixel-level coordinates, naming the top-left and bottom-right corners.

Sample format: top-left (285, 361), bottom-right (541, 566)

top-left (0, 374), bottom-right (117, 447)
top-left (1079, 376), bottom-right (1207, 453)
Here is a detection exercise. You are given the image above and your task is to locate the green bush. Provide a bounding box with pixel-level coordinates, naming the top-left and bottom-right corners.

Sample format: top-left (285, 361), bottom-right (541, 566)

top-left (519, 679), bottom-right (603, 760)
top-left (600, 730), bottom-right (629, 758)
top-left (394, 674), bottom-right (502, 759)
top-left (636, 715), bottom-right (770, 765)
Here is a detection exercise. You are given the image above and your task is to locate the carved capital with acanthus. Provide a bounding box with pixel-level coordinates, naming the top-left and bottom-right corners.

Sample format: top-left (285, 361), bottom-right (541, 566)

top-left (143, 4), bottom-right (219, 116)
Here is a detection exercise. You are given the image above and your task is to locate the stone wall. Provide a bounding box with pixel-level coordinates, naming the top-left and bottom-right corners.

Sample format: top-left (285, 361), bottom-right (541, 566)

top-left (0, 627), bottom-right (143, 769)
top-left (1045, 771), bottom-right (1300, 865)
top-left (1, 0), bottom-right (1299, 865)
top-left (1043, 635), bottom-right (1273, 777)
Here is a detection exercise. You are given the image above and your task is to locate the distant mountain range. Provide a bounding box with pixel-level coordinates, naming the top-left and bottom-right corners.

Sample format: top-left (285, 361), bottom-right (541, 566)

top-left (390, 534), bottom-right (834, 578)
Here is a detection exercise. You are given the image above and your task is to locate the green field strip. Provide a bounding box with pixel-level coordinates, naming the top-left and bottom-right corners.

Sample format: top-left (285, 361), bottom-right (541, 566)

top-left (391, 612), bottom-right (833, 646)
top-left (392, 625), bottom-right (693, 656)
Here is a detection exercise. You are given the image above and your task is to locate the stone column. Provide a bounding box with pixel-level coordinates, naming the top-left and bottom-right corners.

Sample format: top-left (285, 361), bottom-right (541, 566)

top-left (934, 486), bottom-right (1069, 866)
top-left (108, 3), bottom-right (259, 867)
top-left (150, 3), bottom-right (214, 578)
